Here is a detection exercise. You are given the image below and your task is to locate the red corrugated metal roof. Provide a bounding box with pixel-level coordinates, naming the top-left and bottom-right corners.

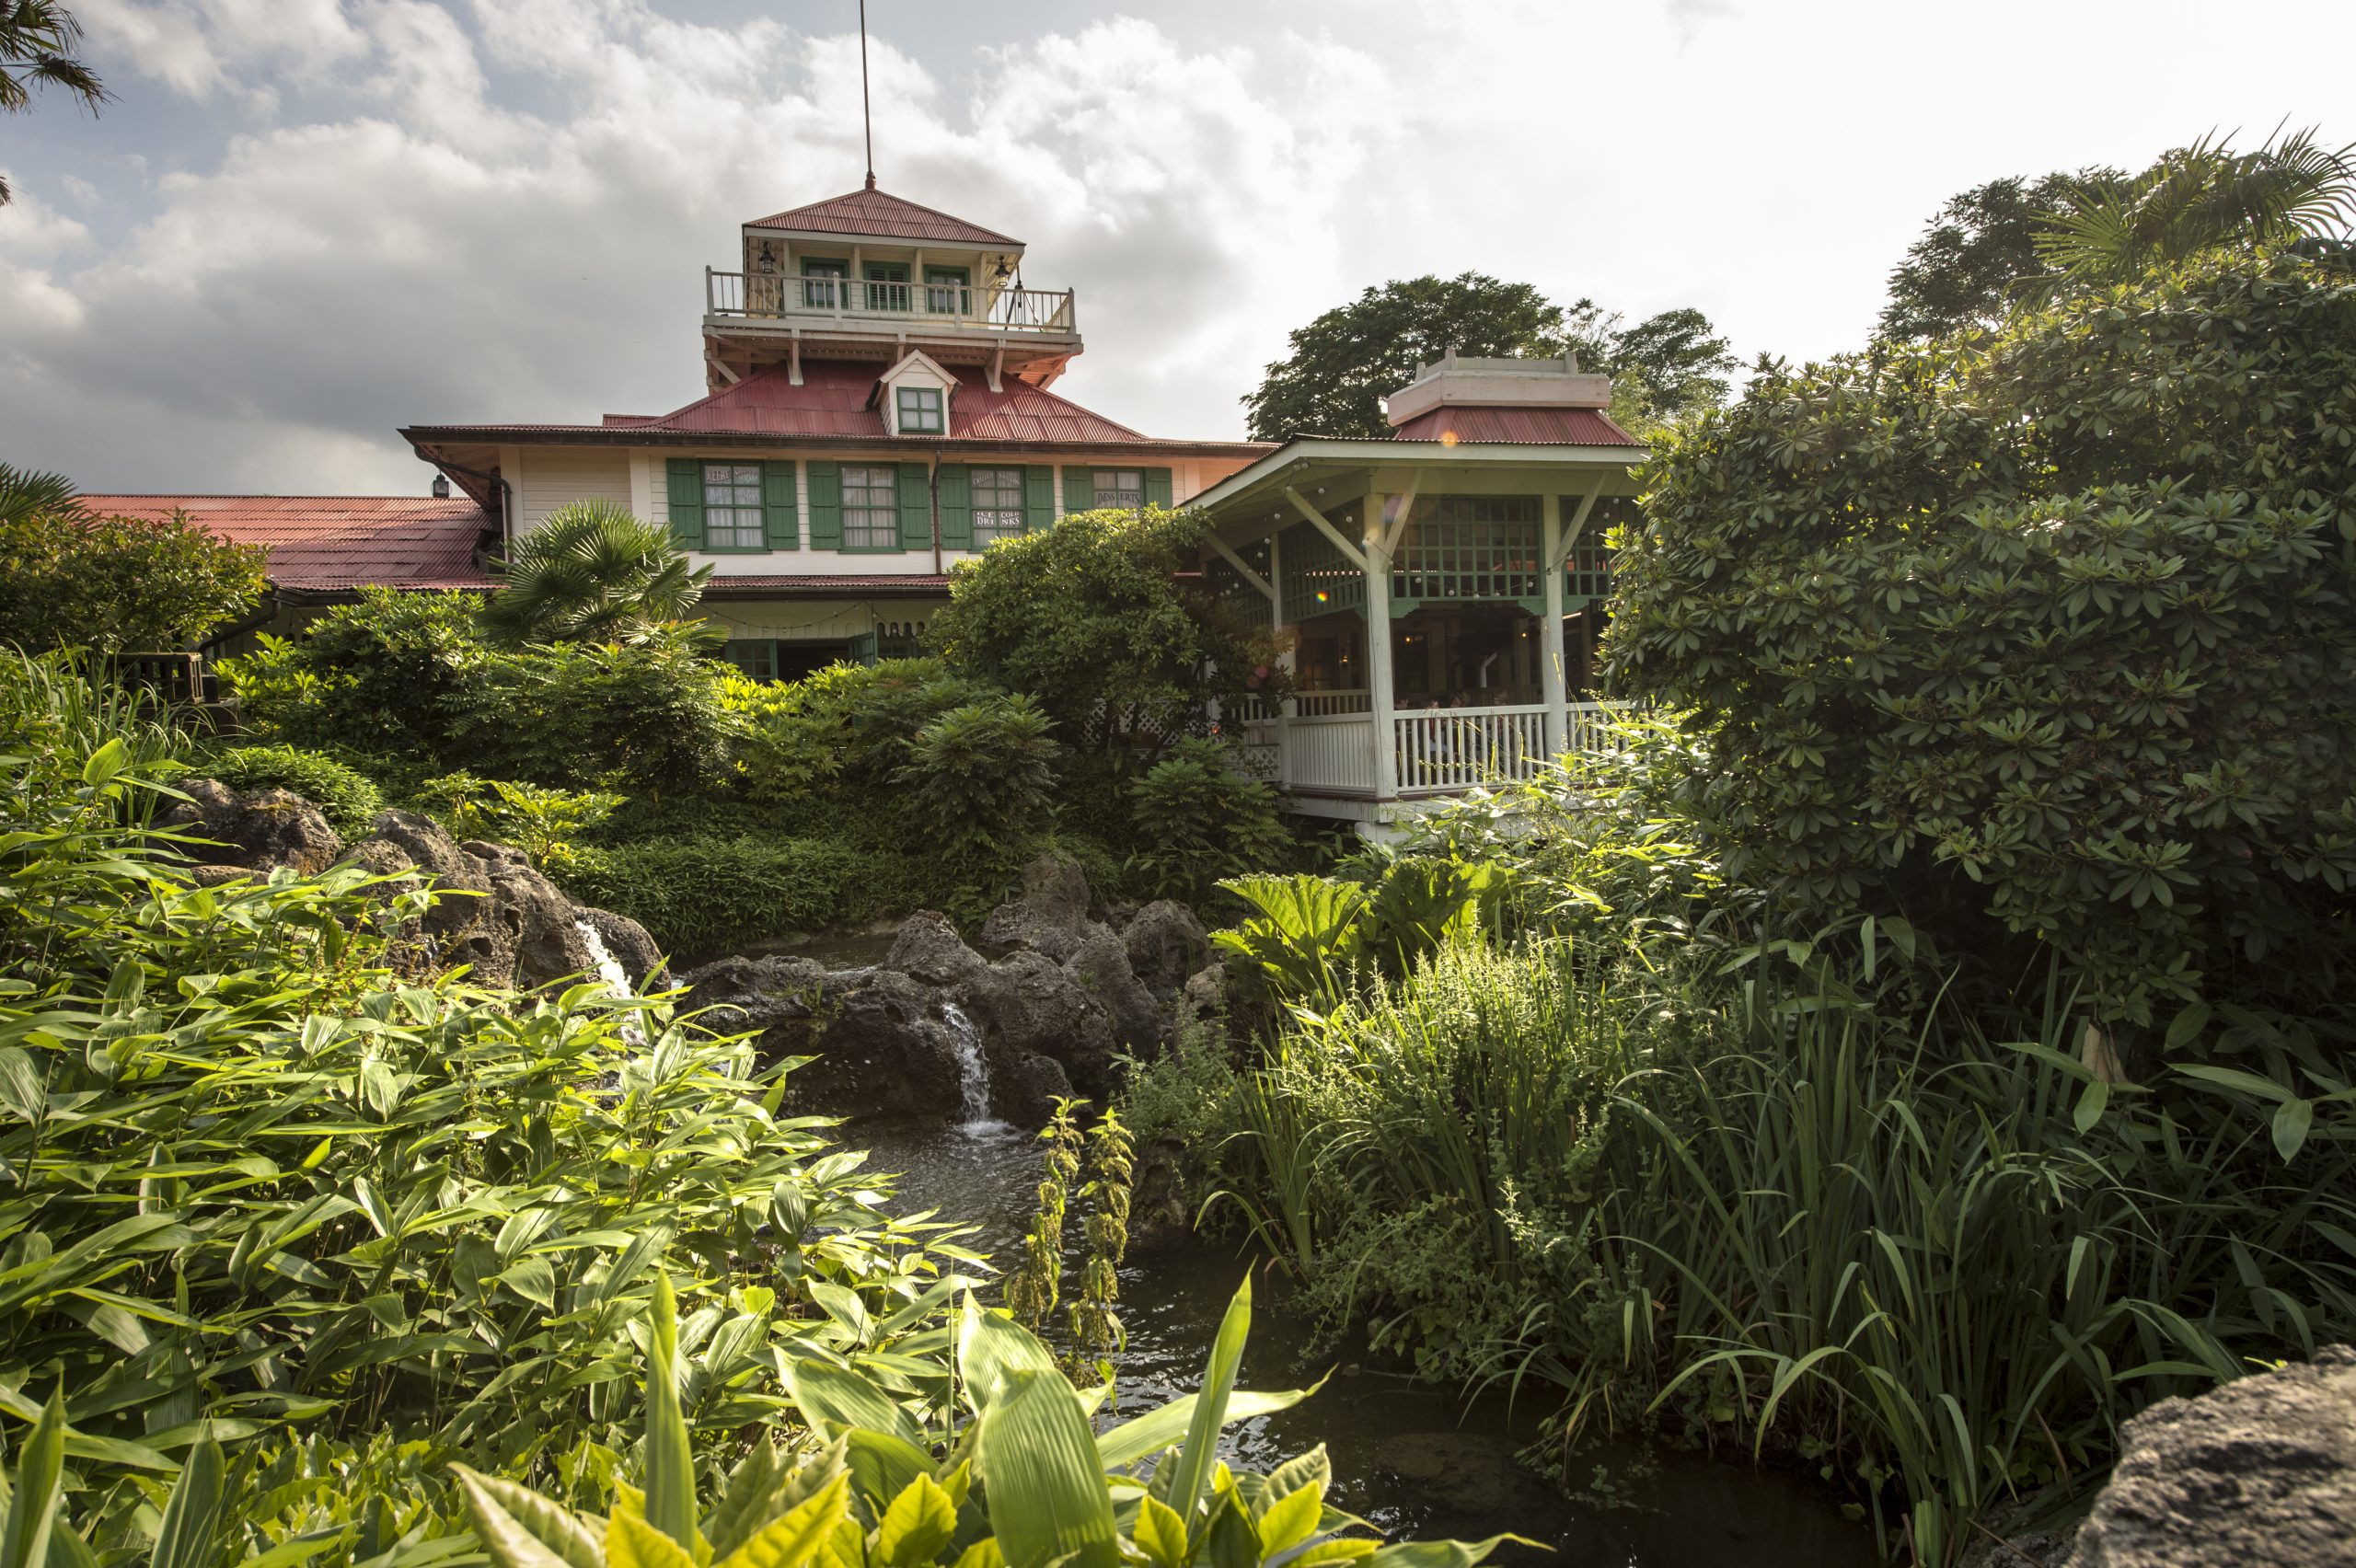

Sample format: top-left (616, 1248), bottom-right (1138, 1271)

top-left (77, 495), bottom-right (495, 592)
top-left (643, 362), bottom-right (1149, 443)
top-left (745, 187), bottom-right (1020, 247)
top-left (1388, 406), bottom-right (1642, 446)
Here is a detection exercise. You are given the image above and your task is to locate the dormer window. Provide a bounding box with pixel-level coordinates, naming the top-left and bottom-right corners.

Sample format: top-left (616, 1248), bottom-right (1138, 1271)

top-left (895, 386), bottom-right (944, 434)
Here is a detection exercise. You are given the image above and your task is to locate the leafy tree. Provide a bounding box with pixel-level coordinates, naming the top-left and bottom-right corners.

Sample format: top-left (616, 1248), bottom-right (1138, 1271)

top-left (0, 464), bottom-right (266, 650)
top-left (928, 506), bottom-right (1262, 755)
top-left (1243, 273), bottom-right (1732, 440)
top-left (480, 497), bottom-right (714, 646)
top-left (0, 0), bottom-right (105, 207)
top-left (1608, 248), bottom-right (2356, 1035)
top-left (1877, 171), bottom-right (2096, 339)
top-left (2036, 126), bottom-right (2356, 290)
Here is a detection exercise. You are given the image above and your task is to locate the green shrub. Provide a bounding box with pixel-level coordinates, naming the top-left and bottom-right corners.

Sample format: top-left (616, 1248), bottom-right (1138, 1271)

top-left (1608, 248), bottom-right (2356, 1034)
top-left (725, 658), bottom-right (993, 809)
top-left (0, 467), bottom-right (267, 651)
top-left (414, 770), bottom-right (621, 874)
top-left (221, 591), bottom-right (735, 796)
top-left (195, 741), bottom-right (386, 835)
top-left (1121, 737), bottom-right (1292, 905)
top-left (891, 693), bottom-right (1058, 867)
top-left (0, 651), bottom-right (974, 1512)
top-left (556, 831), bottom-right (889, 955)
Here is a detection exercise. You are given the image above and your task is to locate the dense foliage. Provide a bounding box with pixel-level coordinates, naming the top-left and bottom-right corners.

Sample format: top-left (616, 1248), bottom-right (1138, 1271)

top-left (223, 591), bottom-right (735, 796)
top-left (0, 467), bottom-right (266, 651)
top-left (926, 508), bottom-right (1269, 755)
top-left (479, 499), bottom-right (715, 648)
top-left (1119, 738), bottom-right (1293, 906)
top-left (1877, 170), bottom-right (2093, 339)
top-left (0, 651), bottom-right (976, 1551)
top-left (452, 1274), bottom-right (1507, 1568)
top-left (192, 741), bottom-right (387, 836)
top-left (1146, 930), bottom-right (2356, 1565)
top-left (1241, 273), bottom-right (1735, 440)
top-left (1608, 249), bottom-right (2356, 1032)
top-left (558, 832), bottom-right (898, 958)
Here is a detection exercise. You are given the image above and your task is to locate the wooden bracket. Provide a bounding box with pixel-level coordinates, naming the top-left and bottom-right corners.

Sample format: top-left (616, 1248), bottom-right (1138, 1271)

top-left (1206, 534), bottom-right (1276, 603)
top-left (1283, 486), bottom-right (1368, 571)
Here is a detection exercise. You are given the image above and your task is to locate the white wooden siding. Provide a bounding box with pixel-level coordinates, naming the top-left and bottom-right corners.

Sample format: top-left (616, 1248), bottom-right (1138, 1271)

top-left (515, 448), bottom-right (632, 534)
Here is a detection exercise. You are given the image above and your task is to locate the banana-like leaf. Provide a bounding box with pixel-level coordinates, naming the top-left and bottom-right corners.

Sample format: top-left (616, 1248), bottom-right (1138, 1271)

top-left (1362, 1536), bottom-right (1524, 1568)
top-left (642, 1276), bottom-right (699, 1553)
top-left (609, 1512), bottom-right (696, 1568)
top-left (1095, 1388), bottom-right (1311, 1473)
top-left (954, 1297), bottom-right (1060, 1412)
top-left (149, 1435), bottom-right (226, 1568)
top-left (777, 1353), bottom-right (927, 1452)
top-left (976, 1373), bottom-right (1118, 1568)
top-left (1161, 1275), bottom-right (1252, 1537)
top-left (1, 1394), bottom-right (67, 1568)
top-left (702, 1444), bottom-right (785, 1562)
top-left (841, 1430), bottom-right (937, 1514)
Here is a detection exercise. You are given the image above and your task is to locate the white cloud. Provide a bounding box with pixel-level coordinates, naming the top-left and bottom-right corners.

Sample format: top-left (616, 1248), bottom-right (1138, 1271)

top-left (6, 0), bottom-right (2355, 492)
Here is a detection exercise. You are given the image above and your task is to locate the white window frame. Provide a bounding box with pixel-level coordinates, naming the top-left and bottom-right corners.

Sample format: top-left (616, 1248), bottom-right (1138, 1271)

top-left (842, 465), bottom-right (899, 549)
top-left (895, 386), bottom-right (944, 434)
top-left (1093, 468), bottom-right (1144, 508)
top-left (703, 462), bottom-right (765, 549)
top-left (970, 467), bottom-right (1024, 546)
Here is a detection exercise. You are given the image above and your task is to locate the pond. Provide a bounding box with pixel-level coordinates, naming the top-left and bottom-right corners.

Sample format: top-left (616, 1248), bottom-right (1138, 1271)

top-left (859, 1120), bottom-right (1880, 1568)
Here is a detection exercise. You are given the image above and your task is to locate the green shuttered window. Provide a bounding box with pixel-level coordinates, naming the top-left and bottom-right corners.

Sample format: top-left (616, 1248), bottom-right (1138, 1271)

top-left (666, 457), bottom-right (793, 552)
top-left (807, 461), bottom-right (842, 548)
top-left (1022, 467), bottom-right (1054, 534)
top-left (1059, 466), bottom-right (1174, 514)
top-left (970, 467), bottom-right (1025, 546)
top-left (842, 465), bottom-right (898, 550)
top-left (937, 465), bottom-right (972, 550)
top-left (895, 461), bottom-right (931, 550)
top-left (664, 457), bottom-right (704, 549)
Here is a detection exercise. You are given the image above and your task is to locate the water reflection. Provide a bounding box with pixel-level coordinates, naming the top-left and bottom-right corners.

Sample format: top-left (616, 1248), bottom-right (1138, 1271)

top-left (858, 1121), bottom-right (1878, 1568)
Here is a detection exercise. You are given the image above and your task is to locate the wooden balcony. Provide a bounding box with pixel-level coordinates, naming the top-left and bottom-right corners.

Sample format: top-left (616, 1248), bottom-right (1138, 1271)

top-left (705, 271), bottom-right (1077, 337)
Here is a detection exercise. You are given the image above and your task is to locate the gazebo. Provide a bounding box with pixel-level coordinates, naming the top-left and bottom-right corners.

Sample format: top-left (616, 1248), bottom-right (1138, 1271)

top-left (1190, 354), bottom-right (1645, 828)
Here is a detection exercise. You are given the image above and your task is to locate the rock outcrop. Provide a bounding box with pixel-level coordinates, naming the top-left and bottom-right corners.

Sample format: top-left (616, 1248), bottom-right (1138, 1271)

top-left (686, 851), bottom-right (1230, 1127)
top-left (2065, 1345), bottom-right (2356, 1568)
top-left (167, 781), bottom-right (658, 994)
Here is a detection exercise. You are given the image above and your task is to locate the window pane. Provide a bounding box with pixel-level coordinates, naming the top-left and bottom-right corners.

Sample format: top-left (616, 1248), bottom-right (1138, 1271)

top-left (843, 465), bottom-right (897, 548)
top-left (1093, 468), bottom-right (1143, 508)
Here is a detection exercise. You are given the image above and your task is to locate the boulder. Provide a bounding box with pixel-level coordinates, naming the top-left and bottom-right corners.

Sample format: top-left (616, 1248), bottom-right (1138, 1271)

top-left (684, 956), bottom-right (968, 1122)
top-left (1065, 926), bottom-right (1167, 1053)
top-left (163, 780), bottom-right (343, 876)
top-left (2067, 1344), bottom-right (2356, 1568)
top-left (1122, 901), bottom-right (1213, 1000)
top-left (956, 949), bottom-right (1117, 1098)
top-left (1127, 1138), bottom-right (1192, 1252)
top-left (580, 906), bottom-right (664, 987)
top-left (347, 810), bottom-right (617, 990)
top-left (1178, 963), bottom-right (1232, 1046)
top-left (994, 1052), bottom-right (1076, 1129)
top-left (978, 851), bottom-right (1103, 961)
top-left (888, 911), bottom-right (988, 986)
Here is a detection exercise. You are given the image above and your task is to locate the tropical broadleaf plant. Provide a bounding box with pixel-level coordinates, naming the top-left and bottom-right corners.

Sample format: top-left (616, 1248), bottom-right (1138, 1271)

top-left (459, 1274), bottom-right (1523, 1568)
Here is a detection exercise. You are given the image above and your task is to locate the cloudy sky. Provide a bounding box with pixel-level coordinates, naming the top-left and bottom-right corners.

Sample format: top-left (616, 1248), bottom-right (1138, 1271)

top-left (4, 0), bottom-right (2351, 495)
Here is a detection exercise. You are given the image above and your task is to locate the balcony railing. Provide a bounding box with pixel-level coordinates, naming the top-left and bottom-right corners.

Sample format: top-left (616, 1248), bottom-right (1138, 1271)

top-left (1233, 698), bottom-right (1624, 801)
top-left (706, 270), bottom-right (1078, 334)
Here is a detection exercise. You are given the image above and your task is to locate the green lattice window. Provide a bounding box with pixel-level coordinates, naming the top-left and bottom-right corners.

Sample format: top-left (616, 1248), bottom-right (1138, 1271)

top-left (1392, 497), bottom-right (1542, 609)
top-left (1279, 521), bottom-right (1364, 621)
top-left (1565, 494), bottom-right (1633, 605)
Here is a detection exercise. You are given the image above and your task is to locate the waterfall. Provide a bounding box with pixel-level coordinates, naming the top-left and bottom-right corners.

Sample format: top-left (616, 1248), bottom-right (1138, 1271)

top-left (939, 1002), bottom-right (1007, 1136)
top-left (575, 919), bottom-right (648, 1047)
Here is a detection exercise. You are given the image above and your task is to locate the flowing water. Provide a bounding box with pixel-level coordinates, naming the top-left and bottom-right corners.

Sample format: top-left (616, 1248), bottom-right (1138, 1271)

top-left (859, 1119), bottom-right (1880, 1568)
top-left (574, 919), bottom-right (647, 1046)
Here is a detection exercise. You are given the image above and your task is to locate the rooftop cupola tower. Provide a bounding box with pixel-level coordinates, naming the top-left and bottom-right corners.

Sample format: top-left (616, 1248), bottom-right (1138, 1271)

top-left (700, 186), bottom-right (1081, 395)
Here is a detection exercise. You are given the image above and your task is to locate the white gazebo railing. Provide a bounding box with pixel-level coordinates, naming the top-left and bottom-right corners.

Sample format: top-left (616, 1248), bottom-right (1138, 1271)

top-left (1393, 706), bottom-right (1551, 792)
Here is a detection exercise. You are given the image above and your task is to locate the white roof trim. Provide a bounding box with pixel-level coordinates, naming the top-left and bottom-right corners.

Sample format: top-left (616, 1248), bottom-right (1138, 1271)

top-left (1187, 438), bottom-right (1638, 515)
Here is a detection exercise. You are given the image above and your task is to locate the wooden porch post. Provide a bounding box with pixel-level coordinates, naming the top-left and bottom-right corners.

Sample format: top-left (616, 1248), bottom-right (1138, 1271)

top-left (1541, 494), bottom-right (1569, 756)
top-left (1363, 495), bottom-right (1399, 801)
top-left (1270, 527), bottom-right (1292, 789)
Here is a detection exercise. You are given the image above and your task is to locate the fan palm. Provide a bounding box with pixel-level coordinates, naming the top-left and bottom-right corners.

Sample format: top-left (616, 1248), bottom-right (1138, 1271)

top-left (1, 0), bottom-right (109, 208)
top-left (2034, 125), bottom-right (2356, 290)
top-left (480, 498), bottom-right (715, 646)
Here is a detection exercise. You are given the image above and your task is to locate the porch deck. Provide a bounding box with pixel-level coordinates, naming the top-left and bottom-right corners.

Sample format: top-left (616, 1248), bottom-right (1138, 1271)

top-left (1232, 697), bottom-right (1620, 823)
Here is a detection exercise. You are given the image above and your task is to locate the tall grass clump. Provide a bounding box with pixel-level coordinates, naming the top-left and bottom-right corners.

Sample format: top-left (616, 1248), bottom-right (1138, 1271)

top-left (1196, 935), bottom-right (2356, 1563)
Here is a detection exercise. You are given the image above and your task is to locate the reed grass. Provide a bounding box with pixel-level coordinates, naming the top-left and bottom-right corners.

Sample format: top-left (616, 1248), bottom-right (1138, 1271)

top-left (1202, 936), bottom-right (2356, 1563)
